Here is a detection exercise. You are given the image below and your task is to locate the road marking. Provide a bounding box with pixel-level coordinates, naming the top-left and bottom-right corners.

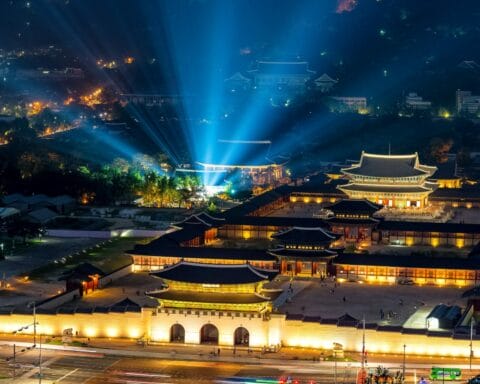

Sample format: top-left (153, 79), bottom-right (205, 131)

top-left (56, 368), bottom-right (79, 382)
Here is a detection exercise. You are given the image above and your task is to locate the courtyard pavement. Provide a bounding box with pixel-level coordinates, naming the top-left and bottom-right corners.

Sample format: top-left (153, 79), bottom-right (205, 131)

top-left (280, 279), bottom-right (465, 326)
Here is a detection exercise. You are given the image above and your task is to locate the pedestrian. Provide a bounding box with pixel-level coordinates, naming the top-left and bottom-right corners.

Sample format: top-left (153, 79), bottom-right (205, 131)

top-left (218, 348), bottom-right (221, 356)
top-left (343, 296), bottom-right (346, 302)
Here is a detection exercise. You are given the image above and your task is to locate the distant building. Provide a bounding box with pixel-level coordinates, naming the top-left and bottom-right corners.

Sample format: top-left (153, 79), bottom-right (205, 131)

top-left (338, 152), bottom-right (438, 209)
top-left (224, 72), bottom-right (252, 92)
top-left (430, 155), bottom-right (462, 189)
top-left (248, 60), bottom-right (316, 94)
top-left (456, 90), bottom-right (480, 114)
top-left (405, 92), bottom-right (432, 110)
top-left (120, 93), bottom-right (184, 106)
top-left (457, 60), bottom-right (480, 71)
top-left (197, 140), bottom-right (288, 186)
top-left (15, 67), bottom-right (84, 81)
top-left (314, 73), bottom-right (337, 93)
top-left (328, 96), bottom-right (367, 113)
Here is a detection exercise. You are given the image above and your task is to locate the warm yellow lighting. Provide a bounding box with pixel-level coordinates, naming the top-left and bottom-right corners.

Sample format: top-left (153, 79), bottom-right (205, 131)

top-left (124, 56), bottom-right (135, 64)
top-left (431, 238), bottom-right (439, 247)
top-left (242, 231), bottom-right (251, 240)
top-left (84, 327), bottom-right (98, 338)
top-left (358, 107), bottom-right (370, 115)
top-left (406, 237), bottom-right (414, 246)
top-left (128, 328), bottom-right (141, 338)
top-left (439, 109), bottom-right (451, 119)
top-left (456, 238), bottom-right (464, 248)
top-left (106, 327), bottom-right (119, 338)
top-left (436, 278), bottom-right (446, 286)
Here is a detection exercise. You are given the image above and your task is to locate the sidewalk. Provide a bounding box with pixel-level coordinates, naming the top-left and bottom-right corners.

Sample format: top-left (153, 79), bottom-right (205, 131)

top-left (2, 335), bottom-right (480, 370)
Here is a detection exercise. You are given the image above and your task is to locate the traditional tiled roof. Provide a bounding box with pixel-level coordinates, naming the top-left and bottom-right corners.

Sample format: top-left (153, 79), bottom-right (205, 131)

top-left (27, 207), bottom-right (58, 223)
top-left (150, 261), bottom-right (275, 284)
top-left (342, 152), bottom-right (436, 178)
top-left (325, 199), bottom-right (383, 216)
top-left (253, 60), bottom-right (315, 75)
top-left (127, 245), bottom-right (276, 262)
top-left (377, 220), bottom-right (480, 234)
top-left (334, 253), bottom-right (480, 270)
top-left (268, 248), bottom-right (337, 261)
top-left (431, 187), bottom-right (480, 200)
top-left (172, 212), bottom-right (225, 228)
top-left (197, 140), bottom-right (288, 168)
top-left (272, 226), bottom-right (340, 244)
top-left (147, 290), bottom-right (273, 304)
top-left (60, 263), bottom-right (105, 281)
top-left (314, 73), bottom-right (337, 83)
top-left (339, 184), bottom-right (433, 193)
top-left (326, 217), bottom-right (379, 225)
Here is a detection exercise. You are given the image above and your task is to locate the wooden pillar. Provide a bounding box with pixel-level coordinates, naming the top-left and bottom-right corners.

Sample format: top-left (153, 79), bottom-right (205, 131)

top-left (312, 262), bottom-right (317, 276)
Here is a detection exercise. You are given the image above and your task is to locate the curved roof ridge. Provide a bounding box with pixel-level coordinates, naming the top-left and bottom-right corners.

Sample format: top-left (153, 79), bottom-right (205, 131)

top-left (361, 152), bottom-right (418, 159)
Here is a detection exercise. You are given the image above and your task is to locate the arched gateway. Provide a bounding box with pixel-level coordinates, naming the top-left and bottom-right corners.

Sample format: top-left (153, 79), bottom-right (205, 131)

top-left (234, 327), bottom-right (249, 346)
top-left (200, 324), bottom-right (219, 344)
top-left (170, 324), bottom-right (185, 343)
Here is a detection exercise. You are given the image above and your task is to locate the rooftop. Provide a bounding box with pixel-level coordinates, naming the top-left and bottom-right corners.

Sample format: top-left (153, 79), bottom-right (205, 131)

top-left (268, 248), bottom-right (337, 261)
top-left (253, 60), bottom-right (315, 76)
top-left (338, 184), bottom-right (433, 193)
top-left (128, 245), bottom-right (276, 262)
top-left (150, 261), bottom-right (276, 285)
top-left (325, 199), bottom-right (383, 215)
top-left (342, 152), bottom-right (436, 178)
top-left (197, 139), bottom-right (287, 168)
top-left (334, 253), bottom-right (480, 270)
top-left (272, 226), bottom-right (340, 244)
top-left (147, 290), bottom-right (274, 304)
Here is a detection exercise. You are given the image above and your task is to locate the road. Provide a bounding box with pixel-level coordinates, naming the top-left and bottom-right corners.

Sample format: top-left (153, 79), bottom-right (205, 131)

top-left (1, 345), bottom-right (480, 384)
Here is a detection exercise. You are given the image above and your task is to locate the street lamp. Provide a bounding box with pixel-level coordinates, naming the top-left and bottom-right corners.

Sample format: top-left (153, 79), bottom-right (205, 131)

top-left (470, 317), bottom-right (475, 371)
top-left (27, 301), bottom-right (37, 347)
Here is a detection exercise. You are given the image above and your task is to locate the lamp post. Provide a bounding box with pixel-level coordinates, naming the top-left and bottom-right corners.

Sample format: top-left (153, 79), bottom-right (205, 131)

top-left (470, 317), bottom-right (475, 371)
top-left (403, 344), bottom-right (406, 382)
top-left (334, 348), bottom-right (337, 384)
top-left (30, 301), bottom-right (37, 347)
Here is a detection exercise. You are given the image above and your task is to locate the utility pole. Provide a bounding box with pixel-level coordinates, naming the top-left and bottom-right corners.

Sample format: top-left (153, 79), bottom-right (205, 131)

top-left (12, 344), bottom-right (16, 379)
top-left (362, 316), bottom-right (366, 369)
top-left (334, 349), bottom-right (337, 384)
top-left (470, 317), bottom-right (475, 371)
top-left (38, 333), bottom-right (42, 384)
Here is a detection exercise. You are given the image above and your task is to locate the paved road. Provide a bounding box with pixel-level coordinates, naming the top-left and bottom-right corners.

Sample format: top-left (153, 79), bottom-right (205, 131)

top-left (1, 344), bottom-right (480, 384)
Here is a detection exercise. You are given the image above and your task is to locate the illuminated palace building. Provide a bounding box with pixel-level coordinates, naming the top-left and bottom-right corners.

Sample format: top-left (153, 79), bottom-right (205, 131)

top-left (339, 152), bottom-right (438, 209)
top-left (197, 139), bottom-right (288, 186)
top-left (5, 150), bottom-right (480, 355)
top-left (145, 262), bottom-right (283, 347)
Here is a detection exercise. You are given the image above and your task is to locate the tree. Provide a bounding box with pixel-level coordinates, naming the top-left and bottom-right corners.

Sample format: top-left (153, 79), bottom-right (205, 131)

top-left (7, 220), bottom-right (42, 244)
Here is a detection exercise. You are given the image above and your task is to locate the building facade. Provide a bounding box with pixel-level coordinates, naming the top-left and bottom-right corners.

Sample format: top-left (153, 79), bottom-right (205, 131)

top-left (339, 152), bottom-right (438, 209)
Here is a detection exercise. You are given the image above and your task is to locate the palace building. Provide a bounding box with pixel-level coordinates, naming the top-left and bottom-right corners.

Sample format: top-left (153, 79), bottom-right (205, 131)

top-left (146, 261), bottom-right (283, 347)
top-left (339, 152), bottom-right (438, 209)
top-left (197, 140), bottom-right (288, 186)
top-left (325, 199), bottom-right (382, 245)
top-left (269, 227), bottom-right (340, 277)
